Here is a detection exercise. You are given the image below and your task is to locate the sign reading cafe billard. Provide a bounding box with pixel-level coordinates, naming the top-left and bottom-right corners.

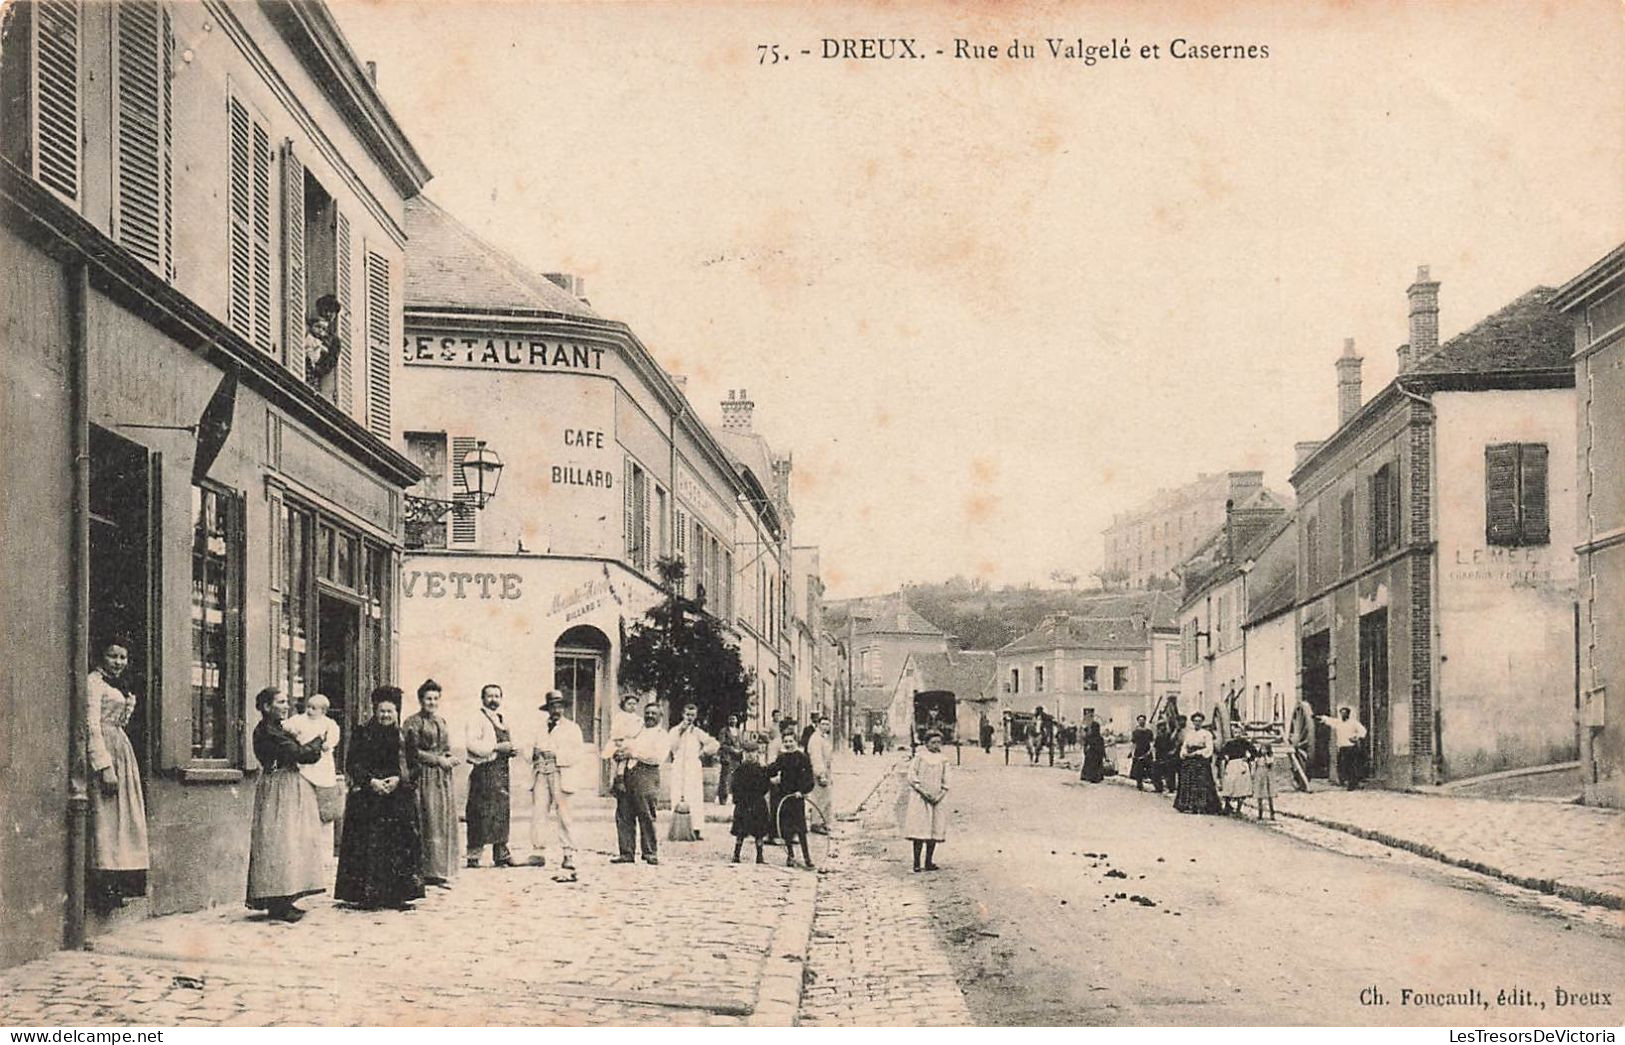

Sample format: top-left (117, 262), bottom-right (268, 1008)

top-left (403, 332), bottom-right (608, 372)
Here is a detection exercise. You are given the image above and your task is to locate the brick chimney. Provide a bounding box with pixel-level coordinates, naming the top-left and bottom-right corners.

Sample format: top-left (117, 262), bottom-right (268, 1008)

top-left (1406, 264), bottom-right (1440, 361)
top-left (1294, 440), bottom-right (1324, 468)
top-left (543, 273), bottom-right (586, 300)
top-left (1396, 343), bottom-right (1412, 375)
top-left (721, 388), bottom-right (755, 432)
top-left (1335, 337), bottom-right (1363, 425)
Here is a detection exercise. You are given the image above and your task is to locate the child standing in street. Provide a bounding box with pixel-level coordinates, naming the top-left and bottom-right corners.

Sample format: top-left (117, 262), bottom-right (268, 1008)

top-left (729, 738), bottom-right (772, 863)
top-left (765, 729), bottom-right (816, 870)
top-left (903, 729), bottom-right (950, 872)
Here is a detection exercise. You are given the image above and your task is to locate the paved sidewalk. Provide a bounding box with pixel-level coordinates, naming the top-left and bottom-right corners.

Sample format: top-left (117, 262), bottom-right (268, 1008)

top-left (1270, 787), bottom-right (1625, 908)
top-left (800, 755), bottom-right (975, 1027)
top-left (0, 789), bottom-right (816, 1027)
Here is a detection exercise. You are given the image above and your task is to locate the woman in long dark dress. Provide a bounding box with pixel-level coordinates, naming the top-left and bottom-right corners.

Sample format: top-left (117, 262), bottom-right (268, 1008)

top-left (1173, 711), bottom-right (1223, 814)
top-left (246, 687), bottom-right (328, 922)
top-left (1079, 721), bottom-right (1108, 783)
top-left (335, 687), bottom-right (425, 911)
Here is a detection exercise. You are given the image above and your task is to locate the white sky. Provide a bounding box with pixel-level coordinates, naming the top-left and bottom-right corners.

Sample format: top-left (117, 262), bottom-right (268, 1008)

top-left (331, 0), bottom-right (1625, 599)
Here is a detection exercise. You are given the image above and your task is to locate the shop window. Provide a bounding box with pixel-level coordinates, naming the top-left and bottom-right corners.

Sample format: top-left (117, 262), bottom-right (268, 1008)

top-left (1485, 444), bottom-right (1549, 547)
top-left (1082, 665), bottom-right (1098, 690)
top-left (114, 1), bottom-right (174, 278)
top-left (1113, 666), bottom-right (1129, 691)
top-left (276, 502), bottom-right (313, 709)
top-left (190, 483), bottom-right (243, 762)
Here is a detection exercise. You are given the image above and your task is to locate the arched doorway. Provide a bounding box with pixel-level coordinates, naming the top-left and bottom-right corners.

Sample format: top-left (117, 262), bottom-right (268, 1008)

top-left (555, 625), bottom-right (610, 744)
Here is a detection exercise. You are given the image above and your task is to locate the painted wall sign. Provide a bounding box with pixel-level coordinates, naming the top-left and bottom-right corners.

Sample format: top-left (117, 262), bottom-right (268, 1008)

top-left (403, 333), bottom-right (607, 372)
top-left (403, 570), bottom-right (523, 600)
top-left (1447, 546), bottom-right (1554, 585)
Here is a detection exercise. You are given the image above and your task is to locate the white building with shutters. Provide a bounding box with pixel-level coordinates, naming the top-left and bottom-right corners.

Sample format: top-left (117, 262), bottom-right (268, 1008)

top-left (0, 0), bottom-right (429, 968)
top-left (395, 199), bottom-right (798, 790)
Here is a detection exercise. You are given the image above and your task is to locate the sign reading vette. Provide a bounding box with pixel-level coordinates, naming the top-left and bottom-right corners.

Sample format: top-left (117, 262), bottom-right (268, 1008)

top-left (403, 332), bottom-right (608, 372)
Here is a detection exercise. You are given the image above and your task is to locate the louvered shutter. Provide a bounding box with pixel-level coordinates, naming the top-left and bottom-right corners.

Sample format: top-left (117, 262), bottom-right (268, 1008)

top-left (1518, 443), bottom-right (1549, 546)
top-left (1485, 444), bottom-right (1520, 546)
top-left (1387, 461), bottom-right (1402, 549)
top-left (114, 1), bottom-right (170, 274)
top-left (450, 435), bottom-right (477, 544)
top-left (33, 0), bottom-right (81, 203)
top-left (674, 508), bottom-right (688, 594)
top-left (250, 121), bottom-right (273, 353)
top-left (364, 250), bottom-right (392, 439)
top-left (623, 459), bottom-right (635, 562)
top-left (160, 5), bottom-right (172, 277)
top-left (281, 141), bottom-right (306, 379)
top-left (227, 97), bottom-right (253, 339)
top-left (336, 212), bottom-right (353, 412)
top-left (640, 476), bottom-right (653, 574)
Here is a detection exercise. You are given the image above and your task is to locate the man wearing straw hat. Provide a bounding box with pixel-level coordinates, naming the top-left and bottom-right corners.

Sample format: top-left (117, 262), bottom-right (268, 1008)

top-left (528, 690), bottom-right (581, 874)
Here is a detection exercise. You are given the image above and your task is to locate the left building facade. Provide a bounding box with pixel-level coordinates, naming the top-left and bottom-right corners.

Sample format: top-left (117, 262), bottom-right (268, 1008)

top-left (0, 0), bottom-right (429, 967)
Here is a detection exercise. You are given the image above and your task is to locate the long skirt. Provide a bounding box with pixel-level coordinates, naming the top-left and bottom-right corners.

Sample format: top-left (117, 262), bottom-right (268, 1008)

top-left (1173, 756), bottom-right (1222, 814)
top-left (91, 726), bottom-right (150, 874)
top-left (1080, 748), bottom-right (1106, 783)
top-left (900, 790), bottom-right (948, 842)
top-left (335, 787), bottom-right (426, 908)
top-left (1220, 758), bottom-right (1254, 800)
top-left (416, 763), bottom-right (458, 882)
top-left (465, 759), bottom-right (511, 849)
top-left (246, 768), bottom-right (328, 908)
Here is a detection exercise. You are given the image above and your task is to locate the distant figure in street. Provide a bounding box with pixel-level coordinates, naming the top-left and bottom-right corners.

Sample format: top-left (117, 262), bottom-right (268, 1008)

top-left (1217, 733), bottom-right (1259, 814)
top-left (464, 683), bottom-right (518, 868)
top-left (528, 690), bottom-right (582, 872)
top-left (903, 729), bottom-right (950, 872)
top-left (717, 713), bottom-right (746, 804)
top-left (1288, 695), bottom-right (1316, 791)
top-left (1079, 721), bottom-right (1108, 783)
top-left (807, 717), bottom-right (835, 831)
top-left (1036, 707), bottom-right (1056, 766)
top-left (402, 680), bottom-right (459, 886)
top-left (1056, 719), bottom-right (1071, 760)
top-left (766, 729), bottom-right (816, 870)
top-left (852, 731), bottom-right (866, 756)
top-left (979, 719), bottom-right (994, 754)
top-left (800, 709), bottom-right (822, 751)
top-left (729, 738), bottom-right (773, 863)
top-left (245, 687), bottom-right (327, 922)
top-left (1129, 715), bottom-right (1156, 790)
top-left (608, 702), bottom-right (666, 865)
top-left (335, 687), bottom-right (425, 911)
top-left (668, 702), bottom-right (719, 840)
top-left (1157, 715), bottom-right (1187, 795)
top-left (1318, 705), bottom-right (1368, 790)
top-left (1173, 711), bottom-right (1222, 815)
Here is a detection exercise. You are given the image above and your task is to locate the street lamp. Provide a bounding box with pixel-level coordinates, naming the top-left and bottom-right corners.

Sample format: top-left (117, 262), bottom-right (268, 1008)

top-left (405, 439), bottom-right (505, 525)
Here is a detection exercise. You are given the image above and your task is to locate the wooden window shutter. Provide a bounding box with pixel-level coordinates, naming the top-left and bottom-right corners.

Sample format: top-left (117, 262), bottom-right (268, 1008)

top-left (1518, 443), bottom-right (1549, 545)
top-left (1485, 444), bottom-right (1520, 546)
top-left (281, 140), bottom-right (306, 379)
top-left (640, 475), bottom-right (652, 574)
top-left (1339, 490), bottom-right (1355, 571)
top-left (450, 436), bottom-right (477, 544)
top-left (114, 1), bottom-right (171, 274)
top-left (623, 459), bottom-right (635, 562)
top-left (674, 507), bottom-right (688, 593)
top-left (1388, 461), bottom-right (1402, 549)
top-left (33, 0), bottom-right (81, 204)
top-left (227, 97), bottom-right (253, 340)
top-left (250, 121), bottom-right (273, 353)
top-left (364, 250), bottom-right (392, 439)
top-left (335, 212), bottom-right (353, 412)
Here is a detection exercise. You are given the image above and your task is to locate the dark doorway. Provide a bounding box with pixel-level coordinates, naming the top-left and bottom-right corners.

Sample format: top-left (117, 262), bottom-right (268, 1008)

top-left (318, 593), bottom-right (359, 773)
top-left (89, 426), bottom-right (157, 778)
top-left (1359, 609), bottom-right (1390, 781)
top-left (1301, 630), bottom-right (1332, 778)
top-left (555, 625), bottom-right (609, 744)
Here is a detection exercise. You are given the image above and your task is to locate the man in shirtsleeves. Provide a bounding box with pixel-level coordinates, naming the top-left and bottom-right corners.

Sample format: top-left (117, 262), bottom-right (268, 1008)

top-left (465, 683), bottom-right (518, 868)
top-left (528, 690), bottom-right (582, 872)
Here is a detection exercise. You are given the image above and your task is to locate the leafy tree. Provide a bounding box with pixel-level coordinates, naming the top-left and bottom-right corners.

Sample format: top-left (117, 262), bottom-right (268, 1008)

top-left (620, 557), bottom-right (755, 733)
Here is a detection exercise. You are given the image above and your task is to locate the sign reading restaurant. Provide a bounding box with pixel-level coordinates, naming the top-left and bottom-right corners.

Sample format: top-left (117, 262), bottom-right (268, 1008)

top-left (403, 332), bottom-right (608, 372)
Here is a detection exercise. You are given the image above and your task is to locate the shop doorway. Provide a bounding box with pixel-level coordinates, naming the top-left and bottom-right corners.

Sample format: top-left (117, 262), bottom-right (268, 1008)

top-left (89, 426), bottom-right (157, 778)
top-left (555, 625), bottom-right (609, 744)
top-left (1301, 630), bottom-right (1332, 778)
top-left (1359, 609), bottom-right (1390, 781)
top-left (318, 593), bottom-right (360, 773)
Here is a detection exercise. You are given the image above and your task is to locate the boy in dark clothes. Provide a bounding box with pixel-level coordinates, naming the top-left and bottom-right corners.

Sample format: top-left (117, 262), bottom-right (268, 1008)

top-left (730, 738), bottom-right (773, 863)
top-left (765, 729), bottom-right (816, 870)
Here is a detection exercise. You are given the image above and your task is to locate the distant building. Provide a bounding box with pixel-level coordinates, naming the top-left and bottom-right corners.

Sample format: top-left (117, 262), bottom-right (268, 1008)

top-left (996, 590), bottom-right (1179, 736)
top-left (1175, 499), bottom-right (1291, 729)
top-left (1292, 267), bottom-right (1578, 786)
top-left (830, 594), bottom-right (951, 743)
top-left (1101, 472), bottom-right (1290, 589)
top-left (888, 649), bottom-right (997, 747)
top-left (1553, 243), bottom-right (1625, 809)
top-left (1240, 514), bottom-right (1299, 741)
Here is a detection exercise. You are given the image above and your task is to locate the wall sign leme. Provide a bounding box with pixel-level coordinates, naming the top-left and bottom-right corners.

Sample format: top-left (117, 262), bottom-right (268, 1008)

top-left (404, 332), bottom-right (608, 372)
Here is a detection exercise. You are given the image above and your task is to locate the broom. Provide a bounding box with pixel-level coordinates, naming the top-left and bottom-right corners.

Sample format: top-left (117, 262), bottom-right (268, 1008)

top-left (667, 800), bottom-right (698, 842)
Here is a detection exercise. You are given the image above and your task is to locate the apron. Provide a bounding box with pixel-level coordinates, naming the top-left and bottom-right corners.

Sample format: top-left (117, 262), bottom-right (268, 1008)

top-left (466, 714), bottom-right (511, 848)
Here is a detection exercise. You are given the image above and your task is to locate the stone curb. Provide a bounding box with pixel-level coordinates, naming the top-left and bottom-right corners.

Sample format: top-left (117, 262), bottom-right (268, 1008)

top-left (1098, 772), bottom-right (1624, 911)
top-left (745, 756), bottom-right (902, 1027)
